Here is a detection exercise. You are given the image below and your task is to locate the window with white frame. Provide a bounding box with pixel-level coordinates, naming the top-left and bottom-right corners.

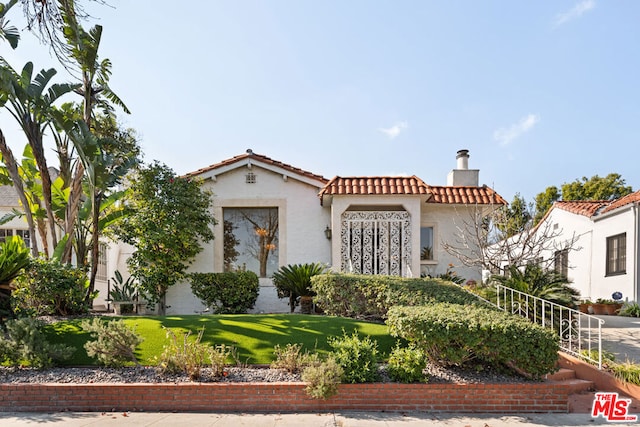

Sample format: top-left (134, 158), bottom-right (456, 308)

top-left (420, 226), bottom-right (434, 261)
top-left (0, 229), bottom-right (31, 248)
top-left (606, 233), bottom-right (626, 276)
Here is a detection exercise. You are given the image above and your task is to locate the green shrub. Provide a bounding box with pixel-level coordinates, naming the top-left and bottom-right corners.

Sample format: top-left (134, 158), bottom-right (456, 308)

top-left (81, 318), bottom-right (143, 367)
top-left (619, 302), bottom-right (640, 318)
top-left (0, 236), bottom-right (31, 321)
top-left (301, 354), bottom-right (343, 400)
top-left (270, 343), bottom-right (311, 373)
top-left (387, 278), bottom-right (492, 308)
top-left (0, 318), bottom-right (74, 368)
top-left (611, 361), bottom-right (640, 385)
top-left (190, 271), bottom-right (259, 314)
top-left (311, 273), bottom-right (488, 320)
top-left (311, 274), bottom-right (392, 320)
top-left (387, 344), bottom-right (429, 383)
top-left (328, 329), bottom-right (380, 383)
top-left (155, 327), bottom-right (209, 379)
top-left (386, 303), bottom-right (559, 379)
top-left (11, 259), bottom-right (93, 316)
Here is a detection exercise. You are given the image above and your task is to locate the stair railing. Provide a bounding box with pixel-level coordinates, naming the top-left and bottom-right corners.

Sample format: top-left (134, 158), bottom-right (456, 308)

top-left (495, 284), bottom-right (605, 369)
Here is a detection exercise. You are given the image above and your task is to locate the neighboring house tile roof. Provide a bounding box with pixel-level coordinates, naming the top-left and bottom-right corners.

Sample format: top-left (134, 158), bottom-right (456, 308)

top-left (554, 200), bottom-right (610, 217)
top-left (0, 185), bottom-right (19, 207)
top-left (601, 190), bottom-right (640, 214)
top-left (184, 149), bottom-right (328, 183)
top-left (319, 176), bottom-right (430, 196)
top-left (425, 185), bottom-right (507, 205)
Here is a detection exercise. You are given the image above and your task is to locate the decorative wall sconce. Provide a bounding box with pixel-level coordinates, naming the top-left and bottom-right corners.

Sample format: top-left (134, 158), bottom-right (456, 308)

top-left (324, 226), bottom-right (332, 240)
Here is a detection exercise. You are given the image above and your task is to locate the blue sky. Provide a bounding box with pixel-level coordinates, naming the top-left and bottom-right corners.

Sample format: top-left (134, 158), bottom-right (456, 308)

top-left (2, 1), bottom-right (639, 204)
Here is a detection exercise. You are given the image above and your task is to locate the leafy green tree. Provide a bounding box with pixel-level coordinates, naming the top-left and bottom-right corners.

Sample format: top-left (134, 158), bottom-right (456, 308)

top-left (497, 193), bottom-right (532, 237)
top-left (533, 186), bottom-right (560, 224)
top-left (533, 174), bottom-right (632, 224)
top-left (561, 173), bottom-right (632, 201)
top-left (112, 162), bottom-right (215, 315)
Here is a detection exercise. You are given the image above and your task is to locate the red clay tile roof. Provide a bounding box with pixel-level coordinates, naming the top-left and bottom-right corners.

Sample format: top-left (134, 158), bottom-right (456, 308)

top-left (319, 176), bottom-right (430, 196)
top-left (601, 190), bottom-right (640, 214)
top-left (554, 200), bottom-right (610, 217)
top-left (319, 178), bottom-right (506, 205)
top-left (183, 150), bottom-right (328, 183)
top-left (425, 185), bottom-right (507, 205)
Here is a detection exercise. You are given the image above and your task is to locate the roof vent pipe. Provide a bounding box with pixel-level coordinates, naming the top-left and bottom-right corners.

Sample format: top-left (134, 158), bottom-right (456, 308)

top-left (456, 149), bottom-right (469, 170)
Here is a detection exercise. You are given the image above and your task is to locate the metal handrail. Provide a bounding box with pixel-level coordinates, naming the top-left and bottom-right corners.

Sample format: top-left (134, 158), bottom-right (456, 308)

top-left (494, 284), bottom-right (605, 369)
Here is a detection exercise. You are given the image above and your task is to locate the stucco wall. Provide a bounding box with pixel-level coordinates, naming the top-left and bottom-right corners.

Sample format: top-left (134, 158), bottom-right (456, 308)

top-left (537, 208), bottom-right (596, 300)
top-left (161, 164), bottom-right (330, 315)
top-left (592, 208), bottom-right (636, 302)
top-left (422, 204), bottom-right (483, 283)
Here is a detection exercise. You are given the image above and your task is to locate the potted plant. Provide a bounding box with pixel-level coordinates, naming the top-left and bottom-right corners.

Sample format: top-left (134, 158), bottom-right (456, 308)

top-left (578, 299), bottom-right (592, 314)
top-left (272, 263), bottom-right (327, 314)
top-left (108, 270), bottom-right (137, 315)
top-left (592, 299), bottom-right (608, 315)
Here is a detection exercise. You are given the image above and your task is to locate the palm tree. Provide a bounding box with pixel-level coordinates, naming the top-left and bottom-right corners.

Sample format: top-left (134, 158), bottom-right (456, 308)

top-left (272, 263), bottom-right (327, 313)
top-left (491, 264), bottom-right (581, 309)
top-left (0, 60), bottom-right (79, 256)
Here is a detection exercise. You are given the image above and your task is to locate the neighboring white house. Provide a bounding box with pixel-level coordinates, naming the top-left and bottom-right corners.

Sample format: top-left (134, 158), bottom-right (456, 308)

top-left (1, 149), bottom-right (507, 314)
top-left (528, 192), bottom-right (640, 303)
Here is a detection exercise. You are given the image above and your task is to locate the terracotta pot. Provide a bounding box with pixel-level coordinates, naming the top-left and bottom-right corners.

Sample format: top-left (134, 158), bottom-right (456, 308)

top-left (591, 303), bottom-right (607, 315)
top-left (604, 303), bottom-right (623, 315)
top-left (578, 303), bottom-right (591, 314)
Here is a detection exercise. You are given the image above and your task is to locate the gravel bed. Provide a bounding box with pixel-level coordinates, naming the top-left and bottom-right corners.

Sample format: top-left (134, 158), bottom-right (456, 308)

top-left (0, 363), bottom-right (529, 385)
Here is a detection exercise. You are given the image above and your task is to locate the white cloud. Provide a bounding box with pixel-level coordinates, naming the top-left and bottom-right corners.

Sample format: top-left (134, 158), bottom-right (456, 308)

top-left (554, 0), bottom-right (596, 26)
top-left (379, 121), bottom-right (408, 139)
top-left (493, 114), bottom-right (540, 146)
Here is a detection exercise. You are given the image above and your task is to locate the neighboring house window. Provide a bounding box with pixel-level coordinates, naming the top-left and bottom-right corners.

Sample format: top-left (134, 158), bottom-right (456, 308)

top-left (0, 229), bottom-right (31, 248)
top-left (246, 172), bottom-right (256, 184)
top-left (420, 226), bottom-right (434, 260)
top-left (606, 233), bottom-right (626, 276)
top-left (554, 249), bottom-right (568, 278)
top-left (0, 229), bottom-right (11, 242)
top-left (96, 242), bottom-right (108, 281)
top-left (15, 230), bottom-right (30, 248)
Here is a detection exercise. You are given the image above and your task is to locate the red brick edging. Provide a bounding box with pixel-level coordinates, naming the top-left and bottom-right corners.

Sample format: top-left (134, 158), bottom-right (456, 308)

top-left (1, 381), bottom-right (572, 413)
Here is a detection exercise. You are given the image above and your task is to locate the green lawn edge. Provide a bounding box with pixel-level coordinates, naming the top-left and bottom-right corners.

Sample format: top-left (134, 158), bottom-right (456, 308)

top-left (44, 314), bottom-right (398, 366)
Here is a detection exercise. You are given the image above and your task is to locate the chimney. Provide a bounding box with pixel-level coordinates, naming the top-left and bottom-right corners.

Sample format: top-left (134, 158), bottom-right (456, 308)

top-left (447, 149), bottom-right (479, 186)
top-left (456, 149), bottom-right (469, 169)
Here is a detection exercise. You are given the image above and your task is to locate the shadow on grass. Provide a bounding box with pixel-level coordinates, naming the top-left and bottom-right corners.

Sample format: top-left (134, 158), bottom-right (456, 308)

top-left (44, 314), bottom-right (398, 366)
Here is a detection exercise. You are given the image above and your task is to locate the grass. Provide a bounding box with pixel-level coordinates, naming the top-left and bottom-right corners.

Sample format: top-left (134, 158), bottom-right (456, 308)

top-left (43, 314), bottom-right (398, 366)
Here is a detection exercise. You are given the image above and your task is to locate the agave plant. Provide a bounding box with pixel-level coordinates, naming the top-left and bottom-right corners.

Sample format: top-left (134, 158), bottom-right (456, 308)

top-left (272, 263), bottom-right (327, 313)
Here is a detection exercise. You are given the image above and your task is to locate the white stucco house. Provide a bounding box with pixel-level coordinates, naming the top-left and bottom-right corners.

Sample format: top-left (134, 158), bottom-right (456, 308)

top-left (0, 149), bottom-right (506, 314)
top-left (527, 192), bottom-right (640, 303)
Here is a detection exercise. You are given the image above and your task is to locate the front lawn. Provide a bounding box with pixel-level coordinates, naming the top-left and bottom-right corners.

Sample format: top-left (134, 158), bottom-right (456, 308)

top-left (44, 314), bottom-right (397, 366)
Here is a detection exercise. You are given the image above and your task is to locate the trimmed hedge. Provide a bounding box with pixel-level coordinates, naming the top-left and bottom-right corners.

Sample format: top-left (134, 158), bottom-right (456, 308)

top-left (311, 274), bottom-right (489, 320)
top-left (190, 271), bottom-right (259, 314)
top-left (386, 303), bottom-right (559, 379)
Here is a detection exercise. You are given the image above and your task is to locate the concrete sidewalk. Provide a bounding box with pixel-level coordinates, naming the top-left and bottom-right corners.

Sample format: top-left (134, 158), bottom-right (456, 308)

top-left (0, 411), bottom-right (622, 426)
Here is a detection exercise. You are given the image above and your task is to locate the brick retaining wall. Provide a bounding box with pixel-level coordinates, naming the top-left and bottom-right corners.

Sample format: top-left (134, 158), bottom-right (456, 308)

top-left (0, 381), bottom-right (571, 413)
